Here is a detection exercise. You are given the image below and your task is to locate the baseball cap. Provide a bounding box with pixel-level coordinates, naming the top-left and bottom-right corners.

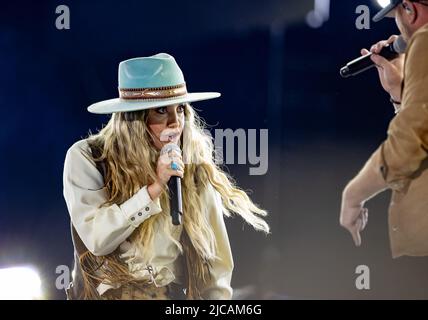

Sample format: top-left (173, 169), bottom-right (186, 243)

top-left (373, 0), bottom-right (402, 22)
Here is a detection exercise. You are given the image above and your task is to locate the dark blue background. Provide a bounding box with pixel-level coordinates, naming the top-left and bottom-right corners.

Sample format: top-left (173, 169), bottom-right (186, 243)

top-left (1, 0), bottom-right (427, 299)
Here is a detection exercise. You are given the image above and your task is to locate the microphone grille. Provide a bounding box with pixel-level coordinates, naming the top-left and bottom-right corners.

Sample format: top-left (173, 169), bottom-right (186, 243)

top-left (393, 36), bottom-right (407, 54)
top-left (160, 142), bottom-right (181, 156)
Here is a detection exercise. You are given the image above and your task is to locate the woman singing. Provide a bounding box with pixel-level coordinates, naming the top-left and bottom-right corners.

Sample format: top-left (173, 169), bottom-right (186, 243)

top-left (63, 53), bottom-right (270, 300)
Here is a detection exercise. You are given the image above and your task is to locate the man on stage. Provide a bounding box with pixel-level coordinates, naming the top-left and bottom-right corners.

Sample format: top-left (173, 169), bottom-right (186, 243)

top-left (340, 0), bottom-right (428, 258)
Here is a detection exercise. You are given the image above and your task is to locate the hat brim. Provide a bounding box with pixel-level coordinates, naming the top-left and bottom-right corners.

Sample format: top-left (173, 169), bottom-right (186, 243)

top-left (373, 3), bottom-right (399, 22)
top-left (87, 92), bottom-right (221, 114)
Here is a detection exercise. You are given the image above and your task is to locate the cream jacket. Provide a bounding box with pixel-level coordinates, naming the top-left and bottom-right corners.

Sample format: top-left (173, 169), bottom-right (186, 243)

top-left (63, 139), bottom-right (234, 299)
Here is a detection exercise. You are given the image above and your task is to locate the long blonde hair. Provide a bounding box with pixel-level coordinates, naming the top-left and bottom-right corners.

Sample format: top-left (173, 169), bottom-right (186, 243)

top-left (82, 103), bottom-right (269, 298)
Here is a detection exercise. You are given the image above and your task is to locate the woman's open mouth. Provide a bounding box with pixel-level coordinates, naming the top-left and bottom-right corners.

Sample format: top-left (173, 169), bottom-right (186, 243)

top-left (160, 129), bottom-right (181, 143)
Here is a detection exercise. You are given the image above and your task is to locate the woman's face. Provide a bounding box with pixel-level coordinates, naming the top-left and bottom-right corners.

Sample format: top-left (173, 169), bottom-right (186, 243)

top-left (146, 103), bottom-right (185, 150)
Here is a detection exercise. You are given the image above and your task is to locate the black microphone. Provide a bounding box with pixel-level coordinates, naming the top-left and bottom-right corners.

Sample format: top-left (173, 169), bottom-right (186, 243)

top-left (168, 175), bottom-right (182, 226)
top-left (161, 143), bottom-right (183, 226)
top-left (340, 36), bottom-right (407, 78)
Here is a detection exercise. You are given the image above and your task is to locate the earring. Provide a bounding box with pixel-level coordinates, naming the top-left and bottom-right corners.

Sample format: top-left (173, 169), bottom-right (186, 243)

top-left (402, 3), bottom-right (412, 13)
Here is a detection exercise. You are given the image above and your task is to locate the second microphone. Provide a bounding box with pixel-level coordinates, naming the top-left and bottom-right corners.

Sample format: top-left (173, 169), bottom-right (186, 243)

top-left (340, 35), bottom-right (407, 78)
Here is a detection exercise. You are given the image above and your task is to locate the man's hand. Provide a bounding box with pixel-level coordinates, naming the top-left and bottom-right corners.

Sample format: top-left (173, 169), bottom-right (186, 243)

top-left (340, 188), bottom-right (368, 247)
top-left (361, 35), bottom-right (405, 102)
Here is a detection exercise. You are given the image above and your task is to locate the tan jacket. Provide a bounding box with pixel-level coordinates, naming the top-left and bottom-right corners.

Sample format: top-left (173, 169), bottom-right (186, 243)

top-left (63, 139), bottom-right (234, 299)
top-left (370, 23), bottom-right (428, 258)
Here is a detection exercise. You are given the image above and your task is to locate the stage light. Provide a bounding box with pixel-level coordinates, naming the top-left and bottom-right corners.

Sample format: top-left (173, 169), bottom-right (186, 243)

top-left (377, 0), bottom-right (391, 8)
top-left (306, 0), bottom-right (330, 28)
top-left (0, 266), bottom-right (42, 300)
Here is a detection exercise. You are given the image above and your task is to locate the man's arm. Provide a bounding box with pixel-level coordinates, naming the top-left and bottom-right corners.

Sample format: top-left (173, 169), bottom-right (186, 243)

top-left (340, 149), bottom-right (388, 246)
top-left (339, 34), bottom-right (404, 246)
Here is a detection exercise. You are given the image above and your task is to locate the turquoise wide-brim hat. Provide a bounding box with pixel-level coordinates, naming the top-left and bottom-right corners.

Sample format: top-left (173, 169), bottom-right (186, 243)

top-left (87, 53), bottom-right (221, 114)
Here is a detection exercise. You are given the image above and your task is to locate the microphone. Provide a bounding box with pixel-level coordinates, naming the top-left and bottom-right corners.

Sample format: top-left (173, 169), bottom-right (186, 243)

top-left (340, 36), bottom-right (407, 78)
top-left (160, 142), bottom-right (183, 226)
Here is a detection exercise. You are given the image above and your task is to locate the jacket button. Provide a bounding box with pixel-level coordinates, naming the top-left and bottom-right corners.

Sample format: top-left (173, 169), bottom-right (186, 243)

top-left (138, 212), bottom-right (142, 216)
top-left (130, 217), bottom-right (135, 221)
top-left (145, 206), bottom-right (150, 211)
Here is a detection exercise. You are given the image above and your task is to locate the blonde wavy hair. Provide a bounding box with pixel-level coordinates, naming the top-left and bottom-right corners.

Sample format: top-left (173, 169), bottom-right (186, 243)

top-left (81, 103), bottom-right (269, 298)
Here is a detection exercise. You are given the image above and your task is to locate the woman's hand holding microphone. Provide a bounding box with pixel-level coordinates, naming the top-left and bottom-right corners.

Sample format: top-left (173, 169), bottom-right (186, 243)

top-left (148, 144), bottom-right (184, 201)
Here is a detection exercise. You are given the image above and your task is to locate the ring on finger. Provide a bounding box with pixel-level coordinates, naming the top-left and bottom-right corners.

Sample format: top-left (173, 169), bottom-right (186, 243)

top-left (170, 161), bottom-right (179, 171)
